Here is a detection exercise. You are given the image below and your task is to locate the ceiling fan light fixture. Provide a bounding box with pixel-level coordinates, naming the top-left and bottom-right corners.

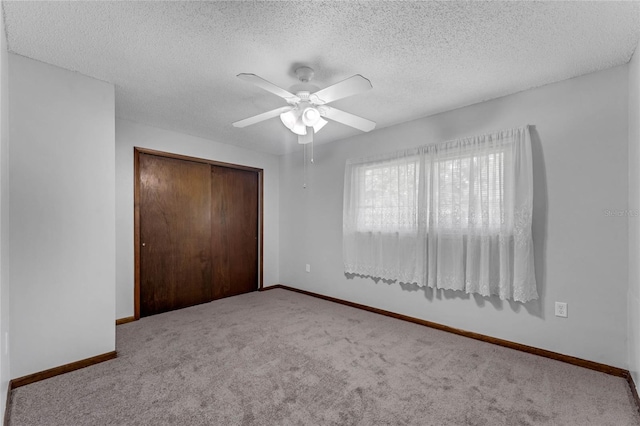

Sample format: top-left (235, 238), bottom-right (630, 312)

top-left (312, 117), bottom-right (328, 133)
top-left (301, 107), bottom-right (321, 127)
top-left (291, 119), bottom-right (307, 136)
top-left (280, 109), bottom-right (297, 130)
top-left (281, 107), bottom-right (307, 135)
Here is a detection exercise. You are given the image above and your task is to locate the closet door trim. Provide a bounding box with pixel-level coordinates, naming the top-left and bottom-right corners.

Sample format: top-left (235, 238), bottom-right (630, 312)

top-left (133, 147), bottom-right (264, 320)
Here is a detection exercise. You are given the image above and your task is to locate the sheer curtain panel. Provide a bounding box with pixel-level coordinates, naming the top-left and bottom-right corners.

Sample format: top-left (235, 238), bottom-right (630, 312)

top-left (343, 126), bottom-right (537, 302)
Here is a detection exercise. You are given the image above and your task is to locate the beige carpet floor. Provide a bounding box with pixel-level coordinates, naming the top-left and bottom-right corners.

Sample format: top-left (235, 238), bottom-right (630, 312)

top-left (7, 288), bottom-right (640, 425)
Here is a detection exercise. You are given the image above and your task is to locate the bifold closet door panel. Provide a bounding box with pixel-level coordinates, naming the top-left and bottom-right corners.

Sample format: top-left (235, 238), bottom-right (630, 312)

top-left (211, 166), bottom-right (259, 299)
top-left (139, 154), bottom-right (213, 317)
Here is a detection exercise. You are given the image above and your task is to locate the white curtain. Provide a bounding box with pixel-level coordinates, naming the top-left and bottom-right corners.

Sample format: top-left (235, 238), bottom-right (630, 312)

top-left (343, 126), bottom-right (537, 302)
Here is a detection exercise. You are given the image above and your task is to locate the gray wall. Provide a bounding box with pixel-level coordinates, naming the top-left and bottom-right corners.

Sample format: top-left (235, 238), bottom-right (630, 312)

top-left (629, 48), bottom-right (640, 388)
top-left (8, 54), bottom-right (116, 378)
top-left (0, 8), bottom-right (9, 416)
top-left (115, 119), bottom-right (280, 319)
top-left (279, 65), bottom-right (629, 368)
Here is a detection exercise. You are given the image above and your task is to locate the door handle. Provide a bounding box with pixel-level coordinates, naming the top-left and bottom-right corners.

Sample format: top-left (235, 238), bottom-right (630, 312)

top-left (142, 242), bottom-right (146, 247)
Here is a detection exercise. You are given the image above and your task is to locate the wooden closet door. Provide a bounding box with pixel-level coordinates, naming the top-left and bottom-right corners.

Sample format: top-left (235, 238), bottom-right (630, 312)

top-left (139, 154), bottom-right (213, 317)
top-left (211, 166), bottom-right (259, 299)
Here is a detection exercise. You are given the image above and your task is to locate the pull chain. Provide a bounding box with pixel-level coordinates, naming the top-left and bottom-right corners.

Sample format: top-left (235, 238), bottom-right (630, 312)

top-left (302, 136), bottom-right (314, 188)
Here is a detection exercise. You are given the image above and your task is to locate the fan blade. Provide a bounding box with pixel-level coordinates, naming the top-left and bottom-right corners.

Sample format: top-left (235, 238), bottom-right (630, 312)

top-left (321, 107), bottom-right (376, 132)
top-left (310, 75), bottom-right (372, 105)
top-left (237, 74), bottom-right (300, 103)
top-left (232, 106), bottom-right (293, 128)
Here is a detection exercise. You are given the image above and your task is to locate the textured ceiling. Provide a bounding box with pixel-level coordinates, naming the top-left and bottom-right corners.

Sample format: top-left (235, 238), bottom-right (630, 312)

top-left (4, 1), bottom-right (640, 155)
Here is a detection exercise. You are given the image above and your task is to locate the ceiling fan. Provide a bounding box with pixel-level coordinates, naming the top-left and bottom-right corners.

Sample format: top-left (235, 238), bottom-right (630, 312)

top-left (232, 66), bottom-right (376, 144)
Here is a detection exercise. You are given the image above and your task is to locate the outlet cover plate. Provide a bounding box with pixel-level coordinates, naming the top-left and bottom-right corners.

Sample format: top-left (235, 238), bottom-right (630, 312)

top-left (555, 302), bottom-right (568, 318)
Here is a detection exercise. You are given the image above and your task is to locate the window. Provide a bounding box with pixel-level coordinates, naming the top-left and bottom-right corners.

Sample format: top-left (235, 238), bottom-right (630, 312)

top-left (431, 149), bottom-right (505, 231)
top-left (354, 156), bottom-right (420, 232)
top-left (349, 148), bottom-right (506, 233)
top-left (343, 126), bottom-right (537, 302)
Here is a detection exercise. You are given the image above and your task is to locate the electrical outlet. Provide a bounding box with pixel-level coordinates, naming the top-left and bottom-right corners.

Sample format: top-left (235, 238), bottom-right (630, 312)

top-left (555, 302), bottom-right (568, 318)
top-left (305, 264), bottom-right (311, 273)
